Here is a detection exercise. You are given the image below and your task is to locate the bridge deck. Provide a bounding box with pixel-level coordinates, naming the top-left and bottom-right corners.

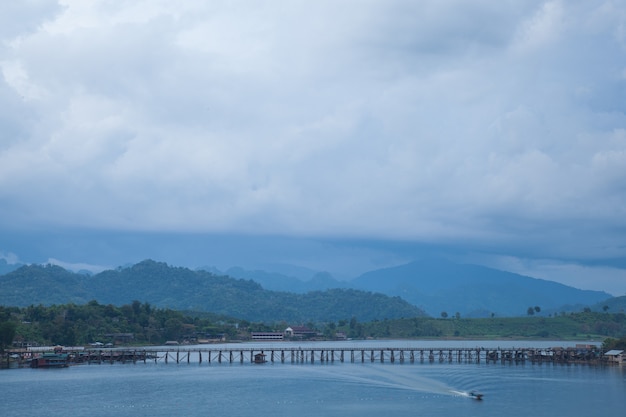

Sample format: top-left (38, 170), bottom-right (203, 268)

top-left (6, 345), bottom-right (601, 367)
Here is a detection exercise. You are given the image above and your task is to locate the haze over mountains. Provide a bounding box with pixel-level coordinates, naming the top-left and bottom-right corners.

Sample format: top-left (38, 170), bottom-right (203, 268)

top-left (0, 254), bottom-right (611, 319)
top-left (217, 259), bottom-right (612, 318)
top-left (0, 260), bottom-right (426, 323)
top-left (1, 255), bottom-right (615, 320)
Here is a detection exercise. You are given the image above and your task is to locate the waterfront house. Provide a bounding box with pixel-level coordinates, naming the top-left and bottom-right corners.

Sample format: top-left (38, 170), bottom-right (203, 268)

top-left (604, 350), bottom-right (624, 365)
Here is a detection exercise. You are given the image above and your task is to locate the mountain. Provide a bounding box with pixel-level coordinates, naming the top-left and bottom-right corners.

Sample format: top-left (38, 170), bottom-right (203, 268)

top-left (591, 295), bottom-right (626, 314)
top-left (220, 266), bottom-right (342, 293)
top-left (1, 258), bottom-right (615, 320)
top-left (0, 259), bottom-right (22, 275)
top-left (0, 260), bottom-right (425, 323)
top-left (0, 263), bottom-right (92, 306)
top-left (349, 259), bottom-right (612, 317)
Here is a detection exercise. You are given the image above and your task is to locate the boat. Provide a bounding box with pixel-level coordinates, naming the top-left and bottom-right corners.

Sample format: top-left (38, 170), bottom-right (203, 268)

top-left (468, 390), bottom-right (484, 400)
top-left (253, 353), bottom-right (267, 364)
top-left (30, 352), bottom-right (69, 368)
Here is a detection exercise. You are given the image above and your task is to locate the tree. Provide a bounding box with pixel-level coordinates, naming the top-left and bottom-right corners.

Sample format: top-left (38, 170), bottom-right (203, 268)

top-left (527, 307), bottom-right (535, 316)
top-left (440, 312), bottom-right (448, 319)
top-left (0, 321), bottom-right (17, 350)
top-left (349, 317), bottom-right (357, 329)
top-left (534, 306), bottom-right (541, 314)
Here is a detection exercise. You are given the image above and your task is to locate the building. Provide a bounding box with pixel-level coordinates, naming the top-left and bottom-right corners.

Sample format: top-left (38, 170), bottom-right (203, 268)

top-left (335, 332), bottom-right (347, 340)
top-left (251, 332), bottom-right (284, 341)
top-left (604, 350), bottom-right (624, 365)
top-left (284, 326), bottom-right (317, 339)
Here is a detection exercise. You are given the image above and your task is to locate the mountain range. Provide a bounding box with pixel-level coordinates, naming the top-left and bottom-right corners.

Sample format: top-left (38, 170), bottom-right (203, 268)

top-left (0, 258), bottom-right (617, 320)
top-left (0, 260), bottom-right (425, 323)
top-left (216, 259), bottom-right (613, 317)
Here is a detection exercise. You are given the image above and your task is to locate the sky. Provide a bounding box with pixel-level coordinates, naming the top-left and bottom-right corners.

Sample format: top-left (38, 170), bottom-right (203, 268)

top-left (1, 1), bottom-right (625, 295)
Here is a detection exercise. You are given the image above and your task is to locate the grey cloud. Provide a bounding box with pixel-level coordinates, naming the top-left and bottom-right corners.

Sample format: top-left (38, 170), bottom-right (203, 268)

top-left (0, 1), bottom-right (624, 266)
top-left (0, 0), bottom-right (62, 39)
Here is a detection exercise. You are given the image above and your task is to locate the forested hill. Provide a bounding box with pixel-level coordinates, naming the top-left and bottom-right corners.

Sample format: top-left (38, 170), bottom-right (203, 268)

top-left (0, 260), bottom-right (426, 322)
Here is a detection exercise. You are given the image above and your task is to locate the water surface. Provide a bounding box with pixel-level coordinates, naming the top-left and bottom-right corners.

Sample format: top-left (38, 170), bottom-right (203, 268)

top-left (2, 340), bottom-right (623, 417)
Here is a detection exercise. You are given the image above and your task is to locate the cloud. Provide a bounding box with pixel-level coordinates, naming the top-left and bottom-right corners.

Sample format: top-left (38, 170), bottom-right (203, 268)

top-left (469, 253), bottom-right (626, 297)
top-left (0, 251), bottom-right (20, 264)
top-left (45, 257), bottom-right (110, 274)
top-left (0, 0), bottom-right (625, 265)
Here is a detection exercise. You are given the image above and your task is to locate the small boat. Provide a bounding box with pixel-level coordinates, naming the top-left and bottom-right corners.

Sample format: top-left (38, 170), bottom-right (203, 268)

top-left (253, 353), bottom-right (267, 364)
top-left (468, 390), bottom-right (484, 400)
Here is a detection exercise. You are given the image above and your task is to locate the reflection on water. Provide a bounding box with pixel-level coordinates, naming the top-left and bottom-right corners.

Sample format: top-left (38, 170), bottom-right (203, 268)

top-left (1, 340), bottom-right (622, 417)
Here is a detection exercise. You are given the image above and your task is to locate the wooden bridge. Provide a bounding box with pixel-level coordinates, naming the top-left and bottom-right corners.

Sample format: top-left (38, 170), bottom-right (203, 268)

top-left (8, 345), bottom-right (600, 367)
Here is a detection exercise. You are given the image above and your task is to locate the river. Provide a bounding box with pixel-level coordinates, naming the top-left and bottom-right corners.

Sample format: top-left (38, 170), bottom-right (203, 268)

top-left (2, 340), bottom-right (624, 417)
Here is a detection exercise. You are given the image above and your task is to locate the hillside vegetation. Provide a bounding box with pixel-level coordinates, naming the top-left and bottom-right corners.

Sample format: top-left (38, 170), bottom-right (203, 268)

top-left (1, 302), bottom-right (624, 349)
top-left (221, 260), bottom-right (614, 317)
top-left (0, 260), bottom-right (425, 322)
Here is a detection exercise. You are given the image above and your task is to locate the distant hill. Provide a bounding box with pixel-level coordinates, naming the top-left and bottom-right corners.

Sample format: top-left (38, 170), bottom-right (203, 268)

top-left (591, 295), bottom-right (626, 314)
top-left (0, 259), bottom-right (22, 275)
top-left (349, 259), bottom-right (613, 317)
top-left (220, 266), bottom-right (343, 293)
top-left (0, 260), bottom-right (426, 323)
top-left (0, 263), bottom-right (92, 306)
top-left (202, 259), bottom-right (615, 317)
top-left (1, 258), bottom-right (616, 320)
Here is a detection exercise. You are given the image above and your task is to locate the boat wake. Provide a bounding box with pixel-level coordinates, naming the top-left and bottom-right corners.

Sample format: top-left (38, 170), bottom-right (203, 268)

top-left (450, 390), bottom-right (484, 400)
top-left (290, 365), bottom-right (461, 397)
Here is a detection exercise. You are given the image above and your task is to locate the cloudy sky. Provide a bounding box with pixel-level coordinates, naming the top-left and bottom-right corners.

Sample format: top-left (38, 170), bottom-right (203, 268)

top-left (1, 1), bottom-right (625, 295)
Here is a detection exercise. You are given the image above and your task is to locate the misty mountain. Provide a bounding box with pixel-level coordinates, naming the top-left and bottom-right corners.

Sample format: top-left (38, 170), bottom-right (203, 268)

top-left (0, 260), bottom-right (425, 323)
top-left (349, 259), bottom-right (612, 317)
top-left (591, 295), bottom-right (626, 314)
top-left (220, 266), bottom-right (343, 293)
top-left (0, 259), bottom-right (22, 275)
top-left (200, 259), bottom-right (613, 317)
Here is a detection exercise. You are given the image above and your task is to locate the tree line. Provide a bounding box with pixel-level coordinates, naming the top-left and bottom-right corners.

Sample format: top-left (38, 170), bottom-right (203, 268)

top-left (2, 301), bottom-right (625, 351)
top-left (0, 301), bottom-right (273, 348)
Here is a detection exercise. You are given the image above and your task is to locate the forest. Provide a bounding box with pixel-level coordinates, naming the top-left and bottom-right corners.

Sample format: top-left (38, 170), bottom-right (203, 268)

top-left (0, 260), bottom-right (426, 322)
top-left (1, 301), bottom-right (625, 350)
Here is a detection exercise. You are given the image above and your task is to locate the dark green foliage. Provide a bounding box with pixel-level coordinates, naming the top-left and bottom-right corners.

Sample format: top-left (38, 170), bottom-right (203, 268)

top-left (2, 301), bottom-right (625, 347)
top-left (0, 321), bottom-right (17, 349)
top-left (0, 264), bottom-right (92, 306)
top-left (603, 336), bottom-right (626, 351)
top-left (0, 260), bottom-right (426, 322)
top-left (326, 312), bottom-right (626, 341)
top-left (6, 301), bottom-right (243, 346)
